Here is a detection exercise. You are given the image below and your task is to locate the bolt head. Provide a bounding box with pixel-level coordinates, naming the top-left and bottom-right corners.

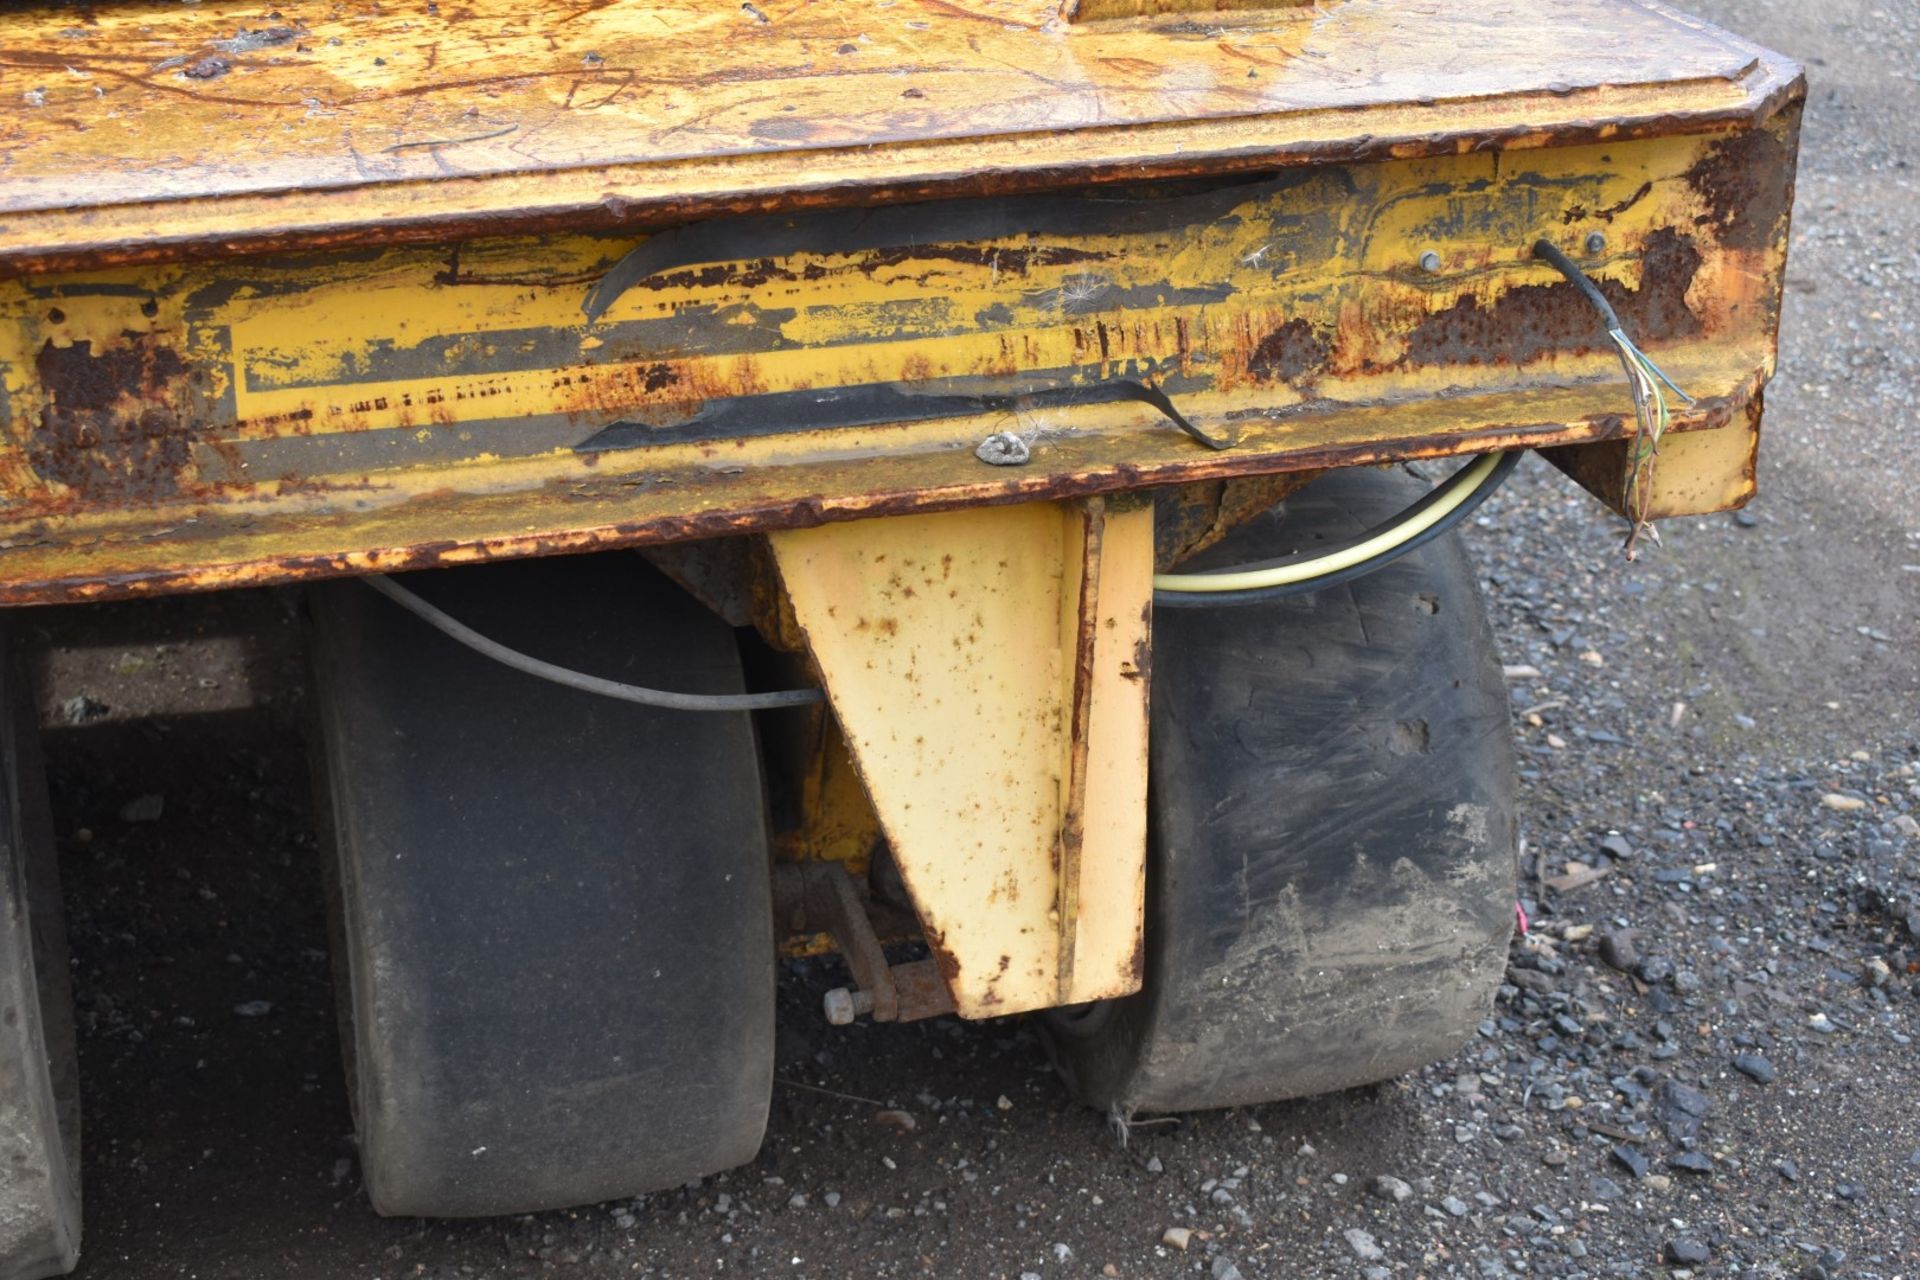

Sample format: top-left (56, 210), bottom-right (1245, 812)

top-left (823, 988), bottom-right (857, 1026)
top-left (1584, 232), bottom-right (1607, 256)
top-left (1418, 250), bottom-right (1443, 275)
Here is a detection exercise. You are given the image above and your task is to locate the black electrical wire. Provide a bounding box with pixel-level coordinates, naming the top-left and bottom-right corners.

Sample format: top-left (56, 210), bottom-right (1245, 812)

top-left (1532, 239), bottom-right (1624, 332)
top-left (1153, 450), bottom-right (1522, 608)
top-left (362, 574), bottom-right (826, 711)
top-left (1533, 236), bottom-right (1693, 559)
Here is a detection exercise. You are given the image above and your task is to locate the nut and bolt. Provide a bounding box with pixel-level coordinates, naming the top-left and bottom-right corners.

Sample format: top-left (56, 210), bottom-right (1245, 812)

top-left (823, 987), bottom-right (875, 1026)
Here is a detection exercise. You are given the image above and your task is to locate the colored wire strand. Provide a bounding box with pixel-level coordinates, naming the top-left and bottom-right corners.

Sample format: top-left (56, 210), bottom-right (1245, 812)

top-left (361, 573), bottom-right (826, 712)
top-left (1161, 241), bottom-right (1707, 602)
top-left (1530, 239), bottom-right (1692, 558)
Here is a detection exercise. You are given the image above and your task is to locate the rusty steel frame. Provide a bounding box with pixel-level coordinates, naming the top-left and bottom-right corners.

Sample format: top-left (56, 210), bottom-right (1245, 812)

top-left (0, 114), bottom-right (1798, 603)
top-left (0, 0), bottom-right (1801, 607)
top-left (0, 0), bottom-right (1801, 1021)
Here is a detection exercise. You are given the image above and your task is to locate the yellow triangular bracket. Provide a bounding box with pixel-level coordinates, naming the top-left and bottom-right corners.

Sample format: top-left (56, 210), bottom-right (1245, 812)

top-left (769, 496), bottom-right (1152, 1018)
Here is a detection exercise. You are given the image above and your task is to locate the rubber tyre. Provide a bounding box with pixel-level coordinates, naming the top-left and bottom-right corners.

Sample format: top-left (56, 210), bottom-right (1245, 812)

top-left (0, 632), bottom-right (81, 1279)
top-left (1043, 466), bottom-right (1517, 1112)
top-left (305, 555), bottom-right (775, 1217)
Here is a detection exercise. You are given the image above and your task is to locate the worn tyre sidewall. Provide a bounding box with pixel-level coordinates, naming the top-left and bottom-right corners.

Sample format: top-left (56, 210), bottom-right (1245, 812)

top-left (0, 640), bottom-right (81, 1280)
top-left (1044, 467), bottom-right (1517, 1113)
top-left (304, 557), bottom-right (777, 1217)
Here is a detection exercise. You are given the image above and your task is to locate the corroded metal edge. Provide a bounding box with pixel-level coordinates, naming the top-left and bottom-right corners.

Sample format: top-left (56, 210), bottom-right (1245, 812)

top-left (0, 371), bottom-right (1768, 606)
top-left (0, 51), bottom-right (1803, 277)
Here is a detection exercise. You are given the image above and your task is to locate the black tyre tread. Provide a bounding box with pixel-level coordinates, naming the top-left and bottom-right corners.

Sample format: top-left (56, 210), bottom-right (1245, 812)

top-left (1046, 466), bottom-right (1517, 1112)
top-left (0, 638), bottom-right (81, 1280)
top-left (306, 555), bottom-right (775, 1218)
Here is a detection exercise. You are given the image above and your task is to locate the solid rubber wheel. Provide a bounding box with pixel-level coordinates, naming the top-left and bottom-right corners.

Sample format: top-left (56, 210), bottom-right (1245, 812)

top-left (0, 633), bottom-right (81, 1279)
top-left (305, 555), bottom-right (776, 1218)
top-left (1043, 466), bottom-right (1518, 1113)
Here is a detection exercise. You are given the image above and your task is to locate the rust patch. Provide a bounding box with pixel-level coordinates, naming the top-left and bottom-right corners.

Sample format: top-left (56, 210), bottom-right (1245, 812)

top-left (888, 958), bottom-right (957, 1020)
top-left (1153, 471), bottom-right (1317, 568)
top-left (1247, 317), bottom-right (1330, 386)
top-left (1403, 228), bottom-right (1703, 369)
top-left (1685, 122), bottom-right (1795, 253)
top-left (924, 927), bottom-right (962, 986)
top-left (28, 335), bottom-right (203, 502)
top-left (624, 259), bottom-right (787, 294)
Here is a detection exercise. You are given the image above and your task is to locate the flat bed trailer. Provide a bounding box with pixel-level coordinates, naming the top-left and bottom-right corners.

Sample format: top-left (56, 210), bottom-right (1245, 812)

top-left (0, 0), bottom-right (1799, 1271)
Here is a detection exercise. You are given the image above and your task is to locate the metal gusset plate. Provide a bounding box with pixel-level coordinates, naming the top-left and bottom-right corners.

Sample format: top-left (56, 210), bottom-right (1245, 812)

top-left (770, 496), bottom-right (1154, 1018)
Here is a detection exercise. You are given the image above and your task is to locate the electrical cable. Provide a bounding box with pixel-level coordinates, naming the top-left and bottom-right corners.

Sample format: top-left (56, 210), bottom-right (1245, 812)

top-left (1531, 239), bottom-right (1692, 558)
top-left (1155, 236), bottom-right (1690, 602)
top-left (361, 573), bottom-right (827, 712)
top-left (1152, 450), bottom-right (1520, 607)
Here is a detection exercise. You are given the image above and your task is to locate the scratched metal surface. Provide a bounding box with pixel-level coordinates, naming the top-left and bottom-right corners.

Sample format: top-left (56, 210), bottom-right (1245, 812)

top-left (0, 0), bottom-right (1798, 271)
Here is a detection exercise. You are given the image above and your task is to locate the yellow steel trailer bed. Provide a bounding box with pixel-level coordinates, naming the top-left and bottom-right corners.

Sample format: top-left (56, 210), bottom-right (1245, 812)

top-left (0, 0), bottom-right (1798, 606)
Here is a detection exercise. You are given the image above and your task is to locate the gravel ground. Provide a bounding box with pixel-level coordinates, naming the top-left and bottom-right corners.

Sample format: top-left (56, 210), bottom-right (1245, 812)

top-left (14, 2), bottom-right (1919, 1276)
